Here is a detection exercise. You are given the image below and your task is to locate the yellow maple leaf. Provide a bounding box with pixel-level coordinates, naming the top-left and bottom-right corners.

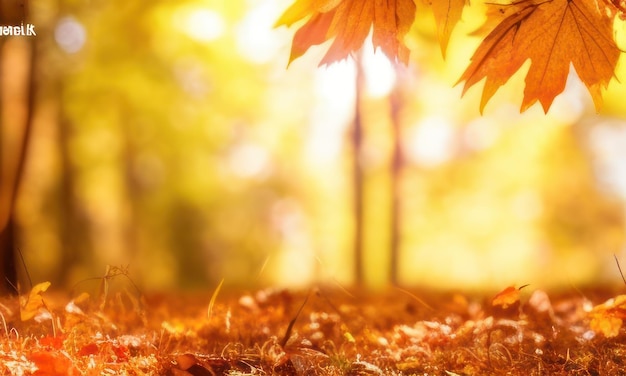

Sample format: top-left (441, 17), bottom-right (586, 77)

top-left (589, 295), bottom-right (626, 338)
top-left (429, 0), bottom-right (467, 57)
top-left (20, 281), bottom-right (51, 321)
top-left (275, 0), bottom-right (342, 27)
top-left (276, 0), bottom-right (416, 65)
top-left (458, 0), bottom-right (619, 113)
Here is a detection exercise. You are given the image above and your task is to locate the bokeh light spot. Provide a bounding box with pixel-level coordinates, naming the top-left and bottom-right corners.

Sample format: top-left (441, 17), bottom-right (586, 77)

top-left (54, 16), bottom-right (86, 54)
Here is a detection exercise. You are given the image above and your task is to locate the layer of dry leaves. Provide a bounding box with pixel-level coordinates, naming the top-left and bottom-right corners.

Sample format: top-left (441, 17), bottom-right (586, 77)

top-left (276, 0), bottom-right (625, 113)
top-left (3, 273), bottom-right (626, 375)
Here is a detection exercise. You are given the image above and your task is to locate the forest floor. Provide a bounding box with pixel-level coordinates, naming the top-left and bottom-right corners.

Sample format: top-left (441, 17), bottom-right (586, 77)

top-left (1, 281), bottom-right (626, 375)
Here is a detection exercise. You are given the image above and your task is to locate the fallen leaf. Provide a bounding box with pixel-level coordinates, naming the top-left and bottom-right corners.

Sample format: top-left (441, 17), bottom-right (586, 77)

top-left (39, 336), bottom-right (65, 351)
top-left (589, 295), bottom-right (626, 338)
top-left (492, 284), bottom-right (528, 309)
top-left (78, 343), bottom-right (99, 357)
top-left (110, 344), bottom-right (130, 362)
top-left (30, 351), bottom-right (78, 376)
top-left (21, 281), bottom-right (51, 321)
top-left (591, 315), bottom-right (623, 338)
top-left (458, 0), bottom-right (620, 113)
top-left (276, 0), bottom-right (416, 65)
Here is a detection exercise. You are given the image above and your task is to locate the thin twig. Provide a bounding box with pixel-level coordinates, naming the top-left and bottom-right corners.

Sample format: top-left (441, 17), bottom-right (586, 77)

top-left (280, 289), bottom-right (311, 347)
top-left (17, 247), bottom-right (32, 289)
top-left (395, 286), bottom-right (435, 311)
top-left (4, 277), bottom-right (18, 294)
top-left (615, 254), bottom-right (626, 286)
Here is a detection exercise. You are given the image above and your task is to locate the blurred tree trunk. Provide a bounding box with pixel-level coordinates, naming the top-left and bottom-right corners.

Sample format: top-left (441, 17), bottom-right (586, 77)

top-left (57, 113), bottom-right (94, 286)
top-left (48, 0), bottom-right (92, 288)
top-left (389, 65), bottom-right (405, 286)
top-left (352, 52), bottom-right (365, 286)
top-left (0, 0), bottom-right (34, 294)
top-left (0, 33), bottom-right (35, 295)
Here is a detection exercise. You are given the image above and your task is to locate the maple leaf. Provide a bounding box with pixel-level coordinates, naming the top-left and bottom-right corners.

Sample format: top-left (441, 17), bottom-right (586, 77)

top-left (276, 0), bottom-right (416, 65)
top-left (601, 0), bottom-right (626, 16)
top-left (429, 0), bottom-right (468, 56)
top-left (30, 351), bottom-right (80, 376)
top-left (458, 0), bottom-right (620, 113)
top-left (589, 294), bottom-right (626, 338)
top-left (492, 284), bottom-right (528, 309)
top-left (276, 0), bottom-right (342, 26)
top-left (20, 281), bottom-right (51, 321)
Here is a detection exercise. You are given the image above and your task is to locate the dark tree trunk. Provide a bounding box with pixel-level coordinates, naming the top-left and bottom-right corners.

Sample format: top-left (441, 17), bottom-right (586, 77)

top-left (0, 39), bottom-right (8, 293)
top-left (57, 114), bottom-right (92, 286)
top-left (0, 1), bottom-right (36, 294)
top-left (0, 218), bottom-right (17, 293)
top-left (0, 41), bottom-right (34, 293)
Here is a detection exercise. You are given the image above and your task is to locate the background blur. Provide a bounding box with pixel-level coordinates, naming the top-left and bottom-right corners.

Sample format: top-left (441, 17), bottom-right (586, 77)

top-left (2, 0), bottom-right (626, 293)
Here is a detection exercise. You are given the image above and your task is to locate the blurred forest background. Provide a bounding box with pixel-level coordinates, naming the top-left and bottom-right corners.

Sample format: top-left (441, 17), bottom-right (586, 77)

top-left (2, 0), bottom-right (626, 294)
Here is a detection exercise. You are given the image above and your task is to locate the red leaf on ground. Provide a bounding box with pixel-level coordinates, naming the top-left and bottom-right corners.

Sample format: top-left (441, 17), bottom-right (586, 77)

top-left (110, 344), bottom-right (130, 362)
top-left (30, 351), bottom-right (79, 376)
top-left (78, 343), bottom-right (99, 357)
top-left (39, 336), bottom-right (65, 350)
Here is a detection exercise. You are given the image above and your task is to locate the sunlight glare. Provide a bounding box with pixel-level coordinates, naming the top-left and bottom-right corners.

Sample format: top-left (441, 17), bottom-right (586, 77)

top-left (548, 67), bottom-right (587, 123)
top-left (306, 61), bottom-right (357, 167)
top-left (270, 198), bottom-right (315, 287)
top-left (227, 143), bottom-right (272, 180)
top-left (463, 117), bottom-right (500, 151)
top-left (235, 2), bottom-right (285, 63)
top-left (588, 120), bottom-right (626, 198)
top-left (362, 42), bottom-right (396, 97)
top-left (405, 116), bottom-right (456, 167)
top-left (175, 8), bottom-right (225, 42)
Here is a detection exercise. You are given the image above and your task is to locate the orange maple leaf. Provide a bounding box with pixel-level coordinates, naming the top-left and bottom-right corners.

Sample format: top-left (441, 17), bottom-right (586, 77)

top-left (589, 294), bottom-right (626, 338)
top-left (458, 0), bottom-right (620, 113)
top-left (492, 284), bottom-right (528, 309)
top-left (429, 0), bottom-right (468, 56)
top-left (276, 0), bottom-right (416, 65)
